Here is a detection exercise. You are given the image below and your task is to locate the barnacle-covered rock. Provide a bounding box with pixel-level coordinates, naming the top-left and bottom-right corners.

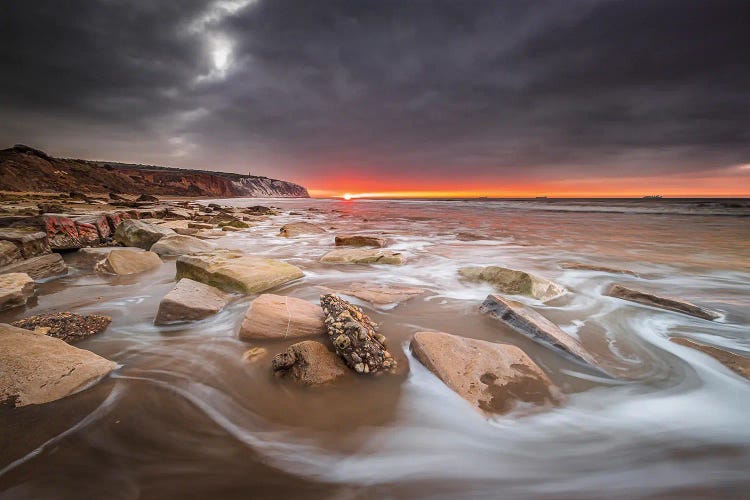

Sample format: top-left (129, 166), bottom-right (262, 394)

top-left (319, 294), bottom-right (397, 374)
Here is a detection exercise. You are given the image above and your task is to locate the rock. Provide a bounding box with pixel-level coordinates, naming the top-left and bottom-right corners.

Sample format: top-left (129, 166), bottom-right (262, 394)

top-left (0, 273), bottom-right (35, 311)
top-left (74, 215), bottom-right (112, 241)
top-left (560, 262), bottom-right (640, 277)
top-left (218, 219), bottom-right (250, 229)
top-left (114, 219), bottom-right (175, 249)
top-left (194, 229), bottom-right (226, 240)
top-left (409, 331), bottom-right (562, 415)
top-left (239, 294), bottom-right (325, 340)
top-left (271, 341), bottom-right (348, 385)
top-left (95, 249), bottom-right (162, 275)
top-left (244, 205), bottom-right (275, 216)
top-left (334, 234), bottom-right (388, 247)
top-left (320, 283), bottom-right (425, 306)
top-left (0, 253), bottom-right (68, 280)
top-left (74, 246), bottom-right (144, 269)
top-left (176, 250), bottom-right (304, 294)
top-left (0, 228), bottom-right (50, 258)
top-left (109, 193), bottom-right (126, 201)
top-left (320, 248), bottom-right (405, 265)
top-left (671, 338), bottom-right (750, 380)
top-left (605, 284), bottom-right (720, 321)
top-left (279, 222), bottom-right (326, 237)
top-left (319, 294), bottom-right (397, 374)
top-left (173, 227), bottom-right (200, 236)
top-left (43, 214), bottom-right (81, 250)
top-left (165, 208), bottom-right (193, 220)
top-left (74, 220), bottom-right (101, 246)
top-left (155, 278), bottom-right (229, 324)
top-left (137, 194), bottom-right (159, 203)
top-left (479, 294), bottom-right (605, 373)
top-left (11, 312), bottom-right (111, 343)
top-left (459, 266), bottom-right (566, 302)
top-left (37, 203), bottom-right (66, 214)
top-left (242, 347), bottom-right (267, 362)
top-left (105, 211), bottom-right (126, 233)
top-left (188, 222), bottom-right (213, 229)
top-left (0, 240), bottom-right (22, 267)
top-left (150, 234), bottom-right (216, 257)
top-left (221, 226), bottom-right (241, 232)
top-left (0, 323), bottom-right (117, 407)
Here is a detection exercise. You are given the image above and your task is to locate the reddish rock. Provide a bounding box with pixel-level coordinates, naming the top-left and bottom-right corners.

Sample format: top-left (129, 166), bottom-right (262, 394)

top-left (74, 221), bottom-right (101, 246)
top-left (43, 214), bottom-right (81, 249)
top-left (75, 214), bottom-right (111, 240)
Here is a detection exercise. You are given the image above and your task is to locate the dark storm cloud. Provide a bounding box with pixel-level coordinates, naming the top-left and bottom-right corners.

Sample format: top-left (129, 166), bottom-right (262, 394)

top-left (0, 0), bottom-right (748, 182)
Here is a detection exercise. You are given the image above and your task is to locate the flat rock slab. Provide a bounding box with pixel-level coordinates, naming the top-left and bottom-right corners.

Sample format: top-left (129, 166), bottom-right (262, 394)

top-left (319, 283), bottom-right (425, 306)
top-left (560, 262), bottom-right (640, 277)
top-left (320, 294), bottom-right (397, 374)
top-left (0, 240), bottom-right (22, 267)
top-left (410, 331), bottom-right (562, 416)
top-left (0, 228), bottom-right (50, 258)
top-left (187, 222), bottom-right (213, 229)
top-left (671, 338), bottom-right (750, 380)
top-left (480, 294), bottom-right (606, 374)
top-left (114, 219), bottom-right (175, 250)
top-left (0, 323), bottom-right (117, 407)
top-left (150, 234), bottom-right (216, 256)
top-left (279, 222), bottom-right (326, 237)
top-left (155, 278), bottom-right (229, 324)
top-left (0, 273), bottom-right (35, 311)
top-left (334, 234), bottom-right (388, 247)
top-left (271, 341), bottom-right (348, 386)
top-left (75, 246), bottom-right (144, 269)
top-left (176, 250), bottom-right (304, 294)
top-left (95, 249), bottom-right (162, 275)
top-left (320, 248), bottom-right (405, 265)
top-left (459, 266), bottom-right (566, 302)
top-left (240, 293), bottom-right (325, 340)
top-left (0, 253), bottom-right (68, 280)
top-left (605, 283), bottom-right (720, 321)
top-left (11, 312), bottom-right (111, 343)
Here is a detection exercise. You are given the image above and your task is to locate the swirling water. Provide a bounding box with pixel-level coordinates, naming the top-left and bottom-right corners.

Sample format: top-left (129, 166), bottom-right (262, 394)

top-left (1, 198), bottom-right (749, 499)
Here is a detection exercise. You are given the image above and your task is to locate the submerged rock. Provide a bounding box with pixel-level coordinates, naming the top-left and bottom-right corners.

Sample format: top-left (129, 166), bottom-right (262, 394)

top-left (176, 250), bottom-right (304, 294)
top-left (75, 247), bottom-right (144, 269)
top-left (320, 283), bottom-right (425, 306)
top-left (155, 278), bottom-right (229, 324)
top-left (0, 253), bottom-right (68, 280)
top-left (320, 248), bottom-right (405, 265)
top-left (239, 294), bottom-right (325, 340)
top-left (459, 266), bottom-right (566, 302)
top-left (150, 234), bottom-right (216, 256)
top-left (279, 222), bottom-right (326, 237)
top-left (0, 323), bottom-right (117, 407)
top-left (114, 219), bottom-right (175, 250)
top-left (334, 234), bottom-right (388, 247)
top-left (605, 284), bottom-right (720, 321)
top-left (319, 294), bottom-right (397, 374)
top-left (271, 340), bottom-right (348, 386)
top-left (0, 273), bottom-right (35, 311)
top-left (410, 331), bottom-right (562, 415)
top-left (11, 312), bottom-right (111, 343)
top-left (671, 337), bottom-right (749, 380)
top-left (95, 248), bottom-right (162, 275)
top-left (559, 262), bottom-right (640, 277)
top-left (480, 294), bottom-right (606, 374)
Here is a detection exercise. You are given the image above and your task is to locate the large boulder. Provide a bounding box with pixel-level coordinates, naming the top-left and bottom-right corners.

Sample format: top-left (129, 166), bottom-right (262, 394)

top-left (459, 266), bottom-right (566, 302)
top-left (150, 234), bottom-right (216, 257)
top-left (114, 219), bottom-right (175, 250)
top-left (43, 214), bottom-right (81, 250)
top-left (176, 250), bottom-right (304, 294)
top-left (671, 338), bottom-right (749, 380)
top-left (239, 294), bottom-right (325, 340)
top-left (334, 234), bottom-right (388, 247)
top-left (0, 253), bottom-right (68, 280)
top-left (94, 249), bottom-right (162, 275)
top-left (0, 228), bottom-right (50, 258)
top-left (11, 312), bottom-right (111, 343)
top-left (0, 273), bottom-right (35, 311)
top-left (479, 294), bottom-right (605, 373)
top-left (410, 331), bottom-right (562, 415)
top-left (74, 215), bottom-right (112, 241)
top-left (271, 341), bottom-right (348, 386)
top-left (75, 247), bottom-right (145, 269)
top-left (155, 278), bottom-right (229, 325)
top-left (0, 323), bottom-right (117, 407)
top-left (279, 222), bottom-right (326, 237)
top-left (320, 294), bottom-right (397, 374)
top-left (319, 283), bottom-right (425, 306)
top-left (605, 284), bottom-right (720, 321)
top-left (320, 248), bottom-right (405, 265)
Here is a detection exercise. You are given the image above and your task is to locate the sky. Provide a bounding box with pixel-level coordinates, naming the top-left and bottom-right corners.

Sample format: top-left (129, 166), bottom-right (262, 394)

top-left (0, 0), bottom-right (748, 198)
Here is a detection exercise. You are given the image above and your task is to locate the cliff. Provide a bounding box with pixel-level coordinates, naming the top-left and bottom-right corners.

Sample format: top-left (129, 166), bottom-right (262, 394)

top-left (0, 145), bottom-right (309, 198)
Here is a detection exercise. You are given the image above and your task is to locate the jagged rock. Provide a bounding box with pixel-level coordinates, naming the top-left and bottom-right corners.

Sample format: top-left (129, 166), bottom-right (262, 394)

top-left (43, 214), bottom-right (81, 249)
top-left (279, 222), bottom-right (326, 237)
top-left (0, 241), bottom-right (22, 267)
top-left (0, 228), bottom-right (50, 258)
top-left (0, 273), bottom-right (35, 311)
top-left (176, 250), bottom-right (304, 294)
top-left (150, 234), bottom-right (216, 257)
top-left (271, 341), bottom-right (348, 385)
top-left (114, 219), bottom-right (175, 250)
top-left (188, 222), bottom-right (213, 229)
top-left (137, 194), bottom-right (159, 203)
top-left (334, 234), bottom-right (388, 247)
top-left (74, 214), bottom-right (111, 241)
top-left (459, 266), bottom-right (566, 302)
top-left (239, 294), bottom-right (325, 340)
top-left (480, 294), bottom-right (605, 373)
top-left (0, 253), bottom-right (68, 280)
top-left (95, 249), bottom-right (162, 275)
top-left (0, 323), bottom-right (117, 407)
top-left (155, 278), bottom-right (229, 324)
top-left (560, 262), bottom-right (640, 277)
top-left (410, 331), bottom-right (562, 415)
top-left (11, 312), bottom-right (111, 343)
top-left (605, 284), bottom-right (720, 321)
top-left (74, 220), bottom-right (101, 246)
top-left (319, 294), bottom-right (397, 374)
top-left (320, 248), bottom-right (405, 265)
top-left (671, 338), bottom-right (749, 380)
top-left (105, 211), bottom-right (126, 233)
top-left (319, 283), bottom-right (425, 306)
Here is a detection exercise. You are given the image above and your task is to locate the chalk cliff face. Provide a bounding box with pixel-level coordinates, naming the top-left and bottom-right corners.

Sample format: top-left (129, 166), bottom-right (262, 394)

top-left (0, 145), bottom-right (309, 198)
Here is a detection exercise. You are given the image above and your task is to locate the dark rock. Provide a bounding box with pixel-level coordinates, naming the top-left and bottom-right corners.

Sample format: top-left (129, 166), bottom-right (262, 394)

top-left (37, 203), bottom-right (66, 214)
top-left (271, 340), bottom-right (348, 385)
top-left (137, 194), bottom-right (160, 203)
top-left (605, 283), bottom-right (720, 321)
top-left (11, 312), bottom-right (111, 344)
top-left (334, 234), bottom-right (388, 247)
